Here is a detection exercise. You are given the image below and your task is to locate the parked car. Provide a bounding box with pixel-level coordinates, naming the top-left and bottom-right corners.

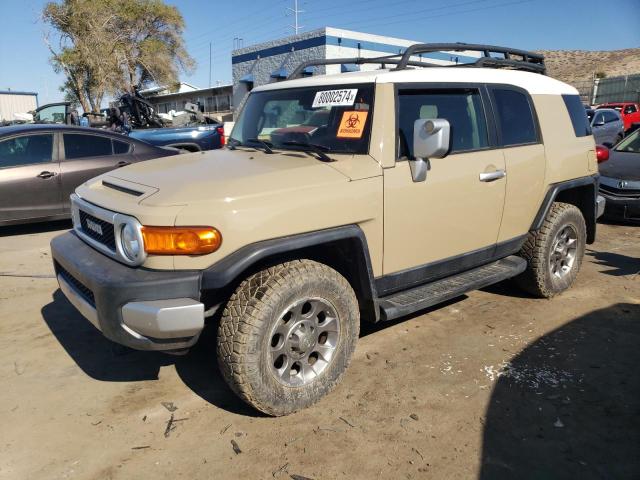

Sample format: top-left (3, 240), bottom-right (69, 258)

top-left (597, 102), bottom-right (640, 133)
top-left (129, 124), bottom-right (225, 152)
top-left (0, 124), bottom-right (179, 226)
top-left (51, 43), bottom-right (604, 416)
top-left (587, 108), bottom-right (624, 146)
top-left (598, 129), bottom-right (640, 222)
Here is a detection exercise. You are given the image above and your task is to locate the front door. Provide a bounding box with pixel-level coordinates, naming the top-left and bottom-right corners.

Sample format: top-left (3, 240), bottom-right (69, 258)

top-left (0, 132), bottom-right (62, 223)
top-left (383, 87), bottom-right (506, 281)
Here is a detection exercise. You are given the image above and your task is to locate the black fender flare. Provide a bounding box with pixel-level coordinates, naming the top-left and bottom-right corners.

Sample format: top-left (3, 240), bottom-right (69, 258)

top-left (530, 174), bottom-right (599, 243)
top-left (200, 225), bottom-right (379, 321)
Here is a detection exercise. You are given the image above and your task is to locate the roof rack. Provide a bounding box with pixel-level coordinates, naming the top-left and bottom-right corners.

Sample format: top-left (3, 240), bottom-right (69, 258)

top-left (287, 42), bottom-right (545, 79)
top-left (288, 54), bottom-right (435, 79)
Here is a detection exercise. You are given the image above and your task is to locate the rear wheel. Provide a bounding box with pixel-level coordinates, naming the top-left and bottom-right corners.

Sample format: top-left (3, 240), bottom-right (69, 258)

top-left (515, 202), bottom-right (586, 298)
top-left (216, 260), bottom-right (359, 416)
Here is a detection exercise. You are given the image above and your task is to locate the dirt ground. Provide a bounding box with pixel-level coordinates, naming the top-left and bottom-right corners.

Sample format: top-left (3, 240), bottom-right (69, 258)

top-left (0, 221), bottom-right (638, 480)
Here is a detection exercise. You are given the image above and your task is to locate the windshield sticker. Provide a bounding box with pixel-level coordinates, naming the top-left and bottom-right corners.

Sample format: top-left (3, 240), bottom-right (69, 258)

top-left (312, 89), bottom-right (358, 108)
top-left (337, 111), bottom-right (369, 139)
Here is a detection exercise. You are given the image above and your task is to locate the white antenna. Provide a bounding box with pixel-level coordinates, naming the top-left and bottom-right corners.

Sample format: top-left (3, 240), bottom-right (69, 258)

top-left (286, 0), bottom-right (304, 35)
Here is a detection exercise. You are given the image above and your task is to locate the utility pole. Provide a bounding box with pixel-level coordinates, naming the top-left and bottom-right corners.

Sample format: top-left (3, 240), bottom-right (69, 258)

top-left (208, 42), bottom-right (212, 88)
top-left (287, 0), bottom-right (304, 35)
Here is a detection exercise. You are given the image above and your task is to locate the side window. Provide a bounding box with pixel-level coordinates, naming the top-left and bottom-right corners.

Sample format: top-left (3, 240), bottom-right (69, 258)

top-left (397, 89), bottom-right (488, 159)
top-left (63, 134), bottom-right (112, 159)
top-left (34, 104), bottom-right (67, 123)
top-left (624, 105), bottom-right (637, 114)
top-left (491, 88), bottom-right (538, 146)
top-left (562, 94), bottom-right (592, 137)
top-left (0, 134), bottom-right (54, 168)
top-left (593, 112), bottom-right (605, 125)
top-left (113, 140), bottom-right (131, 154)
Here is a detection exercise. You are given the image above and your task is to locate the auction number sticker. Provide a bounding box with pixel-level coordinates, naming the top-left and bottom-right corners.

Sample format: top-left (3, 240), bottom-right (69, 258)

top-left (312, 89), bottom-right (358, 108)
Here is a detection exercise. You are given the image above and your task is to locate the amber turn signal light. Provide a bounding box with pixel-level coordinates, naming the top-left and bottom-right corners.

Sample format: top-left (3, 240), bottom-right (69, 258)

top-left (141, 226), bottom-right (222, 255)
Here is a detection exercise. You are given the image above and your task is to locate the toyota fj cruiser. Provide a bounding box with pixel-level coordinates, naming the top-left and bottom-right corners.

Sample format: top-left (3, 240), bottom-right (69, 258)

top-left (51, 43), bottom-right (605, 416)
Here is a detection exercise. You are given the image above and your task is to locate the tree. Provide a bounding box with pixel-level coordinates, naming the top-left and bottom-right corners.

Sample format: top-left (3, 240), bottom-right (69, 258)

top-left (43, 0), bottom-right (194, 113)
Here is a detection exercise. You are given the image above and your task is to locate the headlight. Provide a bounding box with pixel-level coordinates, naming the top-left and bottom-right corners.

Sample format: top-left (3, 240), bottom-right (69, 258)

top-left (121, 223), bottom-right (142, 261)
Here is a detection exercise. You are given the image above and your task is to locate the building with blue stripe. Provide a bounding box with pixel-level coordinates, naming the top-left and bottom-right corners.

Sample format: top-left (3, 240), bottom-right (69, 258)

top-left (231, 27), bottom-right (477, 115)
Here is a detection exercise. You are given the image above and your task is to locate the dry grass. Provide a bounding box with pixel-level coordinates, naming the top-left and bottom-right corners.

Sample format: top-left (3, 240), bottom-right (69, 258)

top-left (537, 48), bottom-right (640, 85)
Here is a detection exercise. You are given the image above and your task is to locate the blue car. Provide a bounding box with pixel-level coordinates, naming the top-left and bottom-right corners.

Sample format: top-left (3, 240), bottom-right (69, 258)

top-left (129, 124), bottom-right (225, 152)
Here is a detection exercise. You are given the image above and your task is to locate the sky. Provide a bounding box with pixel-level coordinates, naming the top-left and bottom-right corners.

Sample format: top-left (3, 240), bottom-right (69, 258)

top-left (0, 0), bottom-right (638, 105)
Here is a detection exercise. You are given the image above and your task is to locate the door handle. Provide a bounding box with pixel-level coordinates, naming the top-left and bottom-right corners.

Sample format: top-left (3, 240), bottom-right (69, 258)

top-left (116, 161), bottom-right (130, 167)
top-left (37, 171), bottom-right (56, 179)
top-left (479, 169), bottom-right (506, 182)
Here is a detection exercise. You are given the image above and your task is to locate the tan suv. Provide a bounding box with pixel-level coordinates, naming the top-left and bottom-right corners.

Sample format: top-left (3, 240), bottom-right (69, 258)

top-left (51, 44), bottom-right (605, 416)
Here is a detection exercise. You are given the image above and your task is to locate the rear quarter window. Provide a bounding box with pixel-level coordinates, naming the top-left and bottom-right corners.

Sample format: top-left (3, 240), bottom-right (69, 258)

top-left (562, 95), bottom-right (592, 137)
top-left (491, 88), bottom-right (538, 146)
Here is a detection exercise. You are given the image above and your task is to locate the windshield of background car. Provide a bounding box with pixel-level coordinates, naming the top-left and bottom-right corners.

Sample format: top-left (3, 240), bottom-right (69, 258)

top-left (230, 84), bottom-right (374, 154)
top-left (615, 130), bottom-right (640, 153)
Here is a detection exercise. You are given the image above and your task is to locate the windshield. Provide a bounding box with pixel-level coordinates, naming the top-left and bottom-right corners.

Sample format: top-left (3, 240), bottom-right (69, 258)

top-left (615, 129), bottom-right (640, 153)
top-left (230, 84), bottom-right (374, 154)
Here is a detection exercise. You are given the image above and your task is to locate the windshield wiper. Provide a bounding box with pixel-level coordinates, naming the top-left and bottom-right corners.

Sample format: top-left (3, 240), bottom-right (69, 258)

top-left (245, 138), bottom-right (274, 154)
top-left (281, 141), bottom-right (334, 162)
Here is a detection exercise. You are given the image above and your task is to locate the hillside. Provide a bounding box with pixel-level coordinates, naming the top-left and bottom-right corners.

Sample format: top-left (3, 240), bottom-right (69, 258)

top-left (537, 48), bottom-right (640, 85)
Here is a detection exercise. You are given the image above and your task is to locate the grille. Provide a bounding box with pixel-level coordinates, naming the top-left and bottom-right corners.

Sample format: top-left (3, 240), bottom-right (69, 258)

top-left (56, 263), bottom-right (95, 307)
top-left (600, 184), bottom-right (640, 199)
top-left (79, 210), bottom-right (116, 251)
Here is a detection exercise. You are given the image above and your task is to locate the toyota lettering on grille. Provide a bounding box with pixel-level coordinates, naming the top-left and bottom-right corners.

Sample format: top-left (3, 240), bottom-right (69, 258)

top-left (85, 218), bottom-right (103, 236)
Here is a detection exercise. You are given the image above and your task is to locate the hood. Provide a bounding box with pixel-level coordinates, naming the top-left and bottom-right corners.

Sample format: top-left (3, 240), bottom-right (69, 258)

top-left (599, 150), bottom-right (640, 181)
top-left (102, 147), bottom-right (373, 207)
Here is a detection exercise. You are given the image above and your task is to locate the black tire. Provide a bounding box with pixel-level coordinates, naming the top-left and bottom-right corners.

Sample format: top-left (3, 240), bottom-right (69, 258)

top-left (614, 133), bottom-right (623, 145)
top-left (515, 202), bottom-right (586, 298)
top-left (216, 260), bottom-right (359, 416)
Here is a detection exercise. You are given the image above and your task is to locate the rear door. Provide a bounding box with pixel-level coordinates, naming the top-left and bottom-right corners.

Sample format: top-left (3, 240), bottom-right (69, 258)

top-left (0, 132), bottom-right (62, 223)
top-left (60, 133), bottom-right (133, 212)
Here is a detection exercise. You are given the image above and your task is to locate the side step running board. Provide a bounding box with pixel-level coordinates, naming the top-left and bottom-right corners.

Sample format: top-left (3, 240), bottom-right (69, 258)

top-left (378, 255), bottom-right (527, 321)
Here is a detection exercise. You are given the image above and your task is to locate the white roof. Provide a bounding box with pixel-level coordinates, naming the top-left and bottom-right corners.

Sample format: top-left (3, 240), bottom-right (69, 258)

top-left (254, 67), bottom-right (577, 96)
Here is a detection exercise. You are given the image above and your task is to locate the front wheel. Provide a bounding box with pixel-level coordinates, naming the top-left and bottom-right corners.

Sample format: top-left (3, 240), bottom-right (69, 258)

top-left (217, 260), bottom-right (359, 416)
top-left (515, 202), bottom-right (586, 298)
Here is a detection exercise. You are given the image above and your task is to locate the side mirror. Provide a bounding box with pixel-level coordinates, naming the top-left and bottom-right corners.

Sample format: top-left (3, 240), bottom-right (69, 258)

top-left (410, 118), bottom-right (450, 182)
top-left (593, 118), bottom-right (605, 127)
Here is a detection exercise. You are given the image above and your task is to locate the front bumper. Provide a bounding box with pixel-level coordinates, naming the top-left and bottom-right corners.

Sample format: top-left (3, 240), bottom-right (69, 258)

top-left (596, 195), bottom-right (606, 219)
top-left (601, 195), bottom-right (640, 222)
top-left (51, 231), bottom-right (204, 351)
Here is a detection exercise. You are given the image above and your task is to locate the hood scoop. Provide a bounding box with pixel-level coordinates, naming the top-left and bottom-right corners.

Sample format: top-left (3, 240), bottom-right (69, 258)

top-left (102, 180), bottom-right (144, 197)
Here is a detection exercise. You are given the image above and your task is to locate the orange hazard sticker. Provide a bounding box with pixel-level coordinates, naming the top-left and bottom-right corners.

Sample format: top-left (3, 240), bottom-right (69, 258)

top-left (337, 111), bottom-right (369, 139)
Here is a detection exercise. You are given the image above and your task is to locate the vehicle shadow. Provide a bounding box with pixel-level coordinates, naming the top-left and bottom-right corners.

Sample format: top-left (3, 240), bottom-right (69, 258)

top-left (479, 303), bottom-right (640, 480)
top-left (586, 249), bottom-right (640, 277)
top-left (0, 220), bottom-right (72, 237)
top-left (41, 289), bottom-right (259, 416)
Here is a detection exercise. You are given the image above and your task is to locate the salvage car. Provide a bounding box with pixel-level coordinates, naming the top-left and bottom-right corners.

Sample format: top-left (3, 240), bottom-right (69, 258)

top-left (0, 124), bottom-right (178, 226)
top-left (51, 43), bottom-right (605, 416)
top-left (597, 102), bottom-right (640, 133)
top-left (129, 124), bottom-right (225, 152)
top-left (587, 108), bottom-right (625, 146)
top-left (598, 129), bottom-right (640, 222)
